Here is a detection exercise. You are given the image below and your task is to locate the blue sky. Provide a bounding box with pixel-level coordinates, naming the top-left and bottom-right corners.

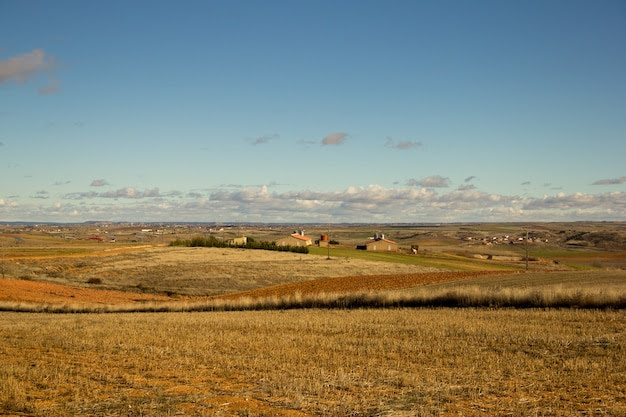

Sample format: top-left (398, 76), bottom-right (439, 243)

top-left (1, 0), bottom-right (625, 223)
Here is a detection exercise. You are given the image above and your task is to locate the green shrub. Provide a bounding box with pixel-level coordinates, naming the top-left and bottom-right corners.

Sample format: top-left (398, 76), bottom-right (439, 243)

top-left (169, 236), bottom-right (308, 254)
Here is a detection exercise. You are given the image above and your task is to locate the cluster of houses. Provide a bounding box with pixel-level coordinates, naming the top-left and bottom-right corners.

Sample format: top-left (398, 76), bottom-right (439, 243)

top-left (276, 230), bottom-right (399, 252)
top-left (464, 235), bottom-right (548, 246)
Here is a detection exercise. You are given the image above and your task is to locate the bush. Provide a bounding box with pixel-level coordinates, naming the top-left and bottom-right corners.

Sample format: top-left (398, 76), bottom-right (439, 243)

top-left (170, 236), bottom-right (308, 254)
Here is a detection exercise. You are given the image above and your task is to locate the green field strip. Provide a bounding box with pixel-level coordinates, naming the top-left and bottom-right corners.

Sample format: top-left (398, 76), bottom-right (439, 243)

top-left (308, 247), bottom-right (521, 271)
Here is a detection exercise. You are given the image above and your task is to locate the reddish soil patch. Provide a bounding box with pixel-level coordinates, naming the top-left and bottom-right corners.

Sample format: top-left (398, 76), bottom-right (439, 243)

top-left (0, 278), bottom-right (170, 305)
top-left (1, 271), bottom-right (516, 306)
top-left (217, 270), bottom-right (516, 300)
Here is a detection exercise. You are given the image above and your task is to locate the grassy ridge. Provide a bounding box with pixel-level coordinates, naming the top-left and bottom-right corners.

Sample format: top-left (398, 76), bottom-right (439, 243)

top-left (415, 270), bottom-right (626, 290)
top-left (2, 272), bottom-right (624, 313)
top-left (1, 286), bottom-right (621, 313)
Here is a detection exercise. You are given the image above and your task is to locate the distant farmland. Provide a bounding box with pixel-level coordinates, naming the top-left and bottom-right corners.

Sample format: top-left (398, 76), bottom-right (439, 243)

top-left (0, 222), bottom-right (624, 416)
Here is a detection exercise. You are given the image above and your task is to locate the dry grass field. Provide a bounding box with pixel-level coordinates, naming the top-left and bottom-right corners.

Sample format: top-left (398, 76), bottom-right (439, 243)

top-left (1, 223), bottom-right (625, 416)
top-left (3, 245), bottom-right (442, 297)
top-left (1, 309), bottom-right (624, 416)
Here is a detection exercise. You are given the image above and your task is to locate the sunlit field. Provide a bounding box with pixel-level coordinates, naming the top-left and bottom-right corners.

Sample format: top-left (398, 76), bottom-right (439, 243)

top-left (2, 309), bottom-right (624, 416)
top-left (1, 223), bottom-right (625, 416)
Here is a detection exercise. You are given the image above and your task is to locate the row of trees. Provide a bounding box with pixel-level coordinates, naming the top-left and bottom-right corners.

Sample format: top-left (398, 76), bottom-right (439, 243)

top-left (170, 236), bottom-right (309, 254)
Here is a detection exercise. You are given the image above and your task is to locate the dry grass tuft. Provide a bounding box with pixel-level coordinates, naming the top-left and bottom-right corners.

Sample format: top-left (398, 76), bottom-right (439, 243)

top-left (1, 284), bottom-right (624, 314)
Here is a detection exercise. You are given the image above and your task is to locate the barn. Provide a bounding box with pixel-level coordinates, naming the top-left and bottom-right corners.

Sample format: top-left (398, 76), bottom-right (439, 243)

top-left (356, 234), bottom-right (398, 252)
top-left (277, 231), bottom-right (313, 247)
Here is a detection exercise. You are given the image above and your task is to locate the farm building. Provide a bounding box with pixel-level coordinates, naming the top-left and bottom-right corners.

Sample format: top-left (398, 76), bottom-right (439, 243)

top-left (356, 234), bottom-right (398, 252)
top-left (277, 231), bottom-right (313, 247)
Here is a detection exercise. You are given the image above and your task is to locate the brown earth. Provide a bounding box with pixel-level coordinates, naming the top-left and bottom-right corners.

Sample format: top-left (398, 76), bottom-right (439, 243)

top-left (216, 270), bottom-right (517, 300)
top-left (0, 278), bottom-right (170, 305)
top-left (0, 271), bottom-right (513, 305)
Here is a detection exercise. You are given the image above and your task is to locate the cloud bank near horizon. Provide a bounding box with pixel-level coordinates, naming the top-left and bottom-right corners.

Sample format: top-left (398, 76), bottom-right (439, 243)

top-left (2, 183), bottom-right (624, 223)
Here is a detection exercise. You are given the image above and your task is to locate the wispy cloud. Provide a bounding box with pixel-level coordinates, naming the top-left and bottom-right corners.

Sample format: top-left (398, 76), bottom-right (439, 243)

top-left (38, 76), bottom-right (60, 95)
top-left (0, 49), bottom-right (58, 92)
top-left (384, 137), bottom-right (423, 150)
top-left (322, 132), bottom-right (348, 146)
top-left (101, 187), bottom-right (160, 199)
top-left (65, 187), bottom-right (160, 200)
top-left (63, 191), bottom-right (98, 200)
top-left (407, 175), bottom-right (451, 188)
top-left (90, 179), bottom-right (109, 187)
top-left (251, 134), bottom-right (279, 146)
top-left (457, 184), bottom-right (476, 191)
top-left (593, 176), bottom-right (626, 185)
top-left (31, 190), bottom-right (50, 199)
top-left (297, 139), bottom-right (317, 147)
top-left (464, 176), bottom-right (476, 183)
top-left (522, 191), bottom-right (625, 211)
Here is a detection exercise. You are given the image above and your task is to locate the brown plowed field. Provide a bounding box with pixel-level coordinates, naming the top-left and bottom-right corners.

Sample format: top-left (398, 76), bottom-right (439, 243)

top-left (0, 271), bottom-right (514, 305)
top-left (217, 270), bottom-right (516, 300)
top-left (0, 278), bottom-right (170, 304)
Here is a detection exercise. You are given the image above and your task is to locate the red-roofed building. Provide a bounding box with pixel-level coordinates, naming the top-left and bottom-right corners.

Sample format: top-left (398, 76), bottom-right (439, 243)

top-left (277, 231), bottom-right (313, 247)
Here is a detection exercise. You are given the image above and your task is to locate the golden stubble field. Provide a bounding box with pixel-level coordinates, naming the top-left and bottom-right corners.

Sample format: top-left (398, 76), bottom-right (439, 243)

top-left (1, 226), bottom-right (625, 416)
top-left (4, 246), bottom-right (441, 297)
top-left (1, 309), bottom-right (624, 416)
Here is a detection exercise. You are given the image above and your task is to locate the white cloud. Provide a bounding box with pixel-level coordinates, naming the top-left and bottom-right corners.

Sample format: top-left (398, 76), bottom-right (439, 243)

top-left (522, 191), bottom-right (625, 211)
top-left (457, 184), bottom-right (476, 191)
top-left (64, 187), bottom-right (160, 200)
top-left (384, 137), bottom-right (423, 150)
top-left (6, 184), bottom-right (626, 223)
top-left (322, 132), bottom-right (348, 146)
top-left (31, 190), bottom-right (49, 199)
top-left (90, 179), bottom-right (109, 187)
top-left (251, 134), bottom-right (279, 146)
top-left (0, 198), bottom-right (18, 208)
top-left (593, 176), bottom-right (626, 185)
top-left (64, 191), bottom-right (99, 200)
top-left (0, 49), bottom-right (58, 92)
top-left (407, 175), bottom-right (451, 188)
top-left (100, 187), bottom-right (160, 199)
